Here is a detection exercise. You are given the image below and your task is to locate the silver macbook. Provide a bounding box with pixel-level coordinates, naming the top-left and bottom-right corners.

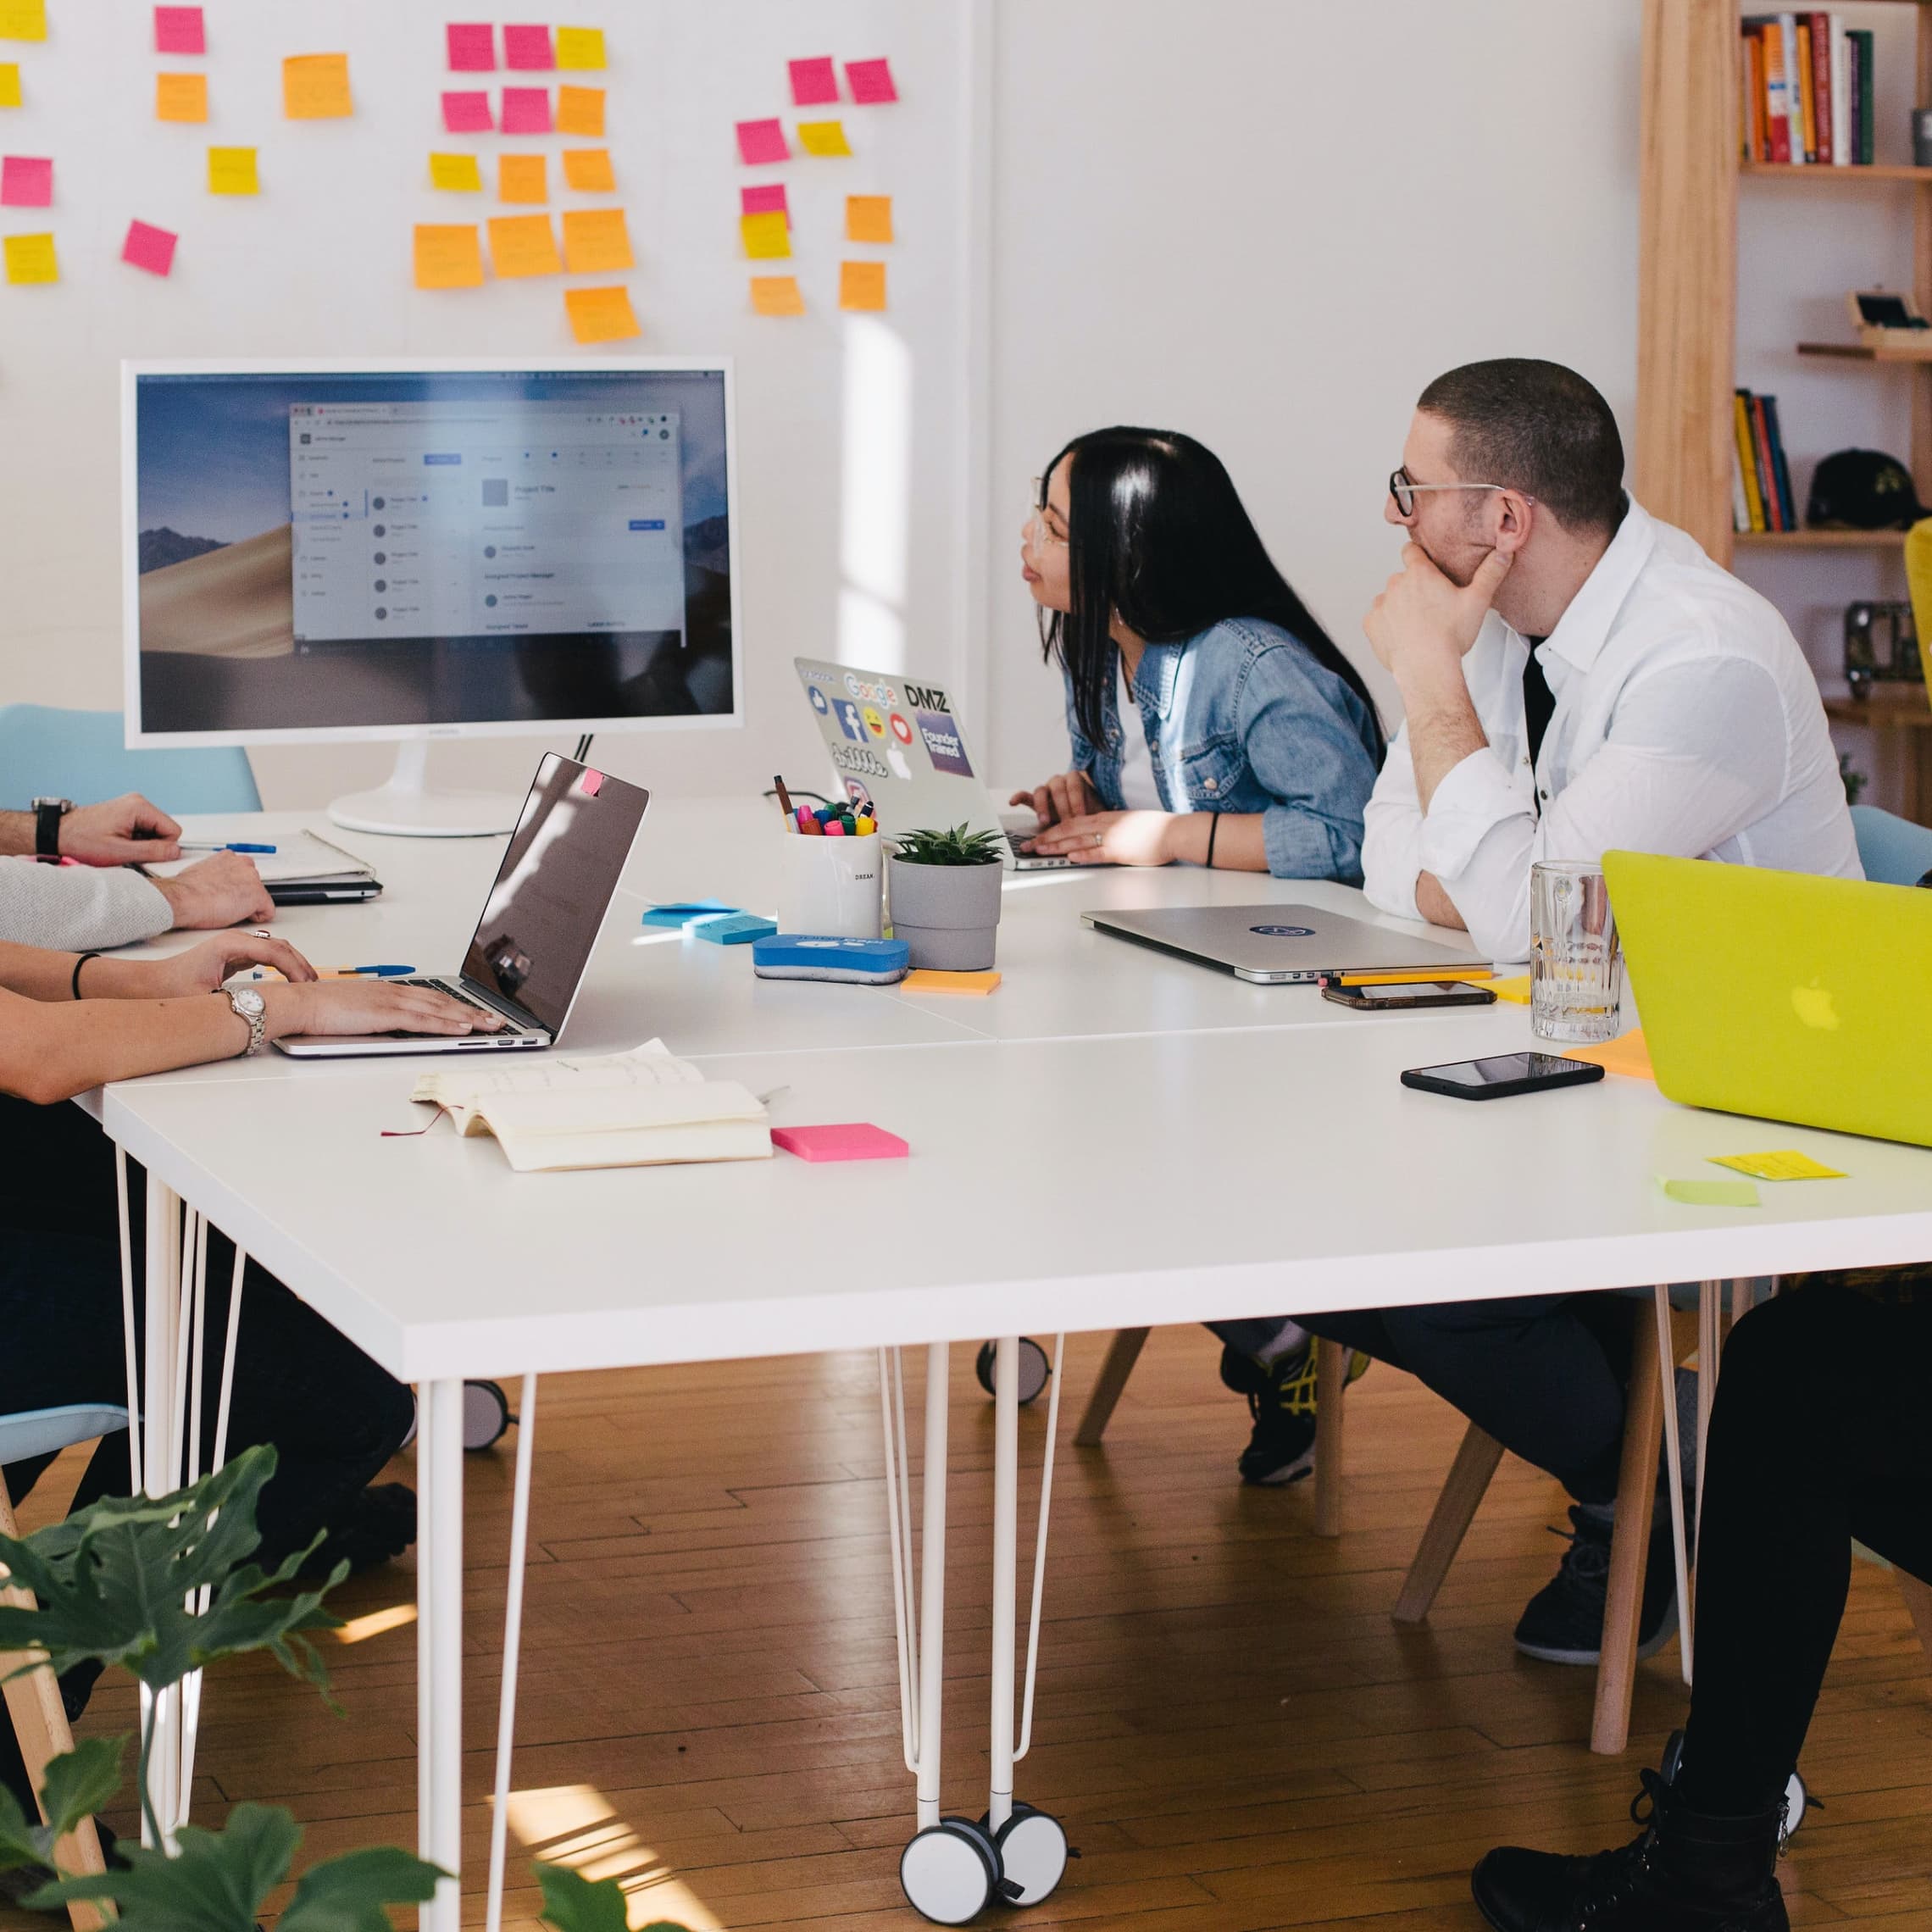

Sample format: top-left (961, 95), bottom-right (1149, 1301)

top-left (275, 753), bottom-right (649, 1058)
top-left (793, 656), bottom-right (1072, 869)
top-left (1082, 903), bottom-right (1489, 985)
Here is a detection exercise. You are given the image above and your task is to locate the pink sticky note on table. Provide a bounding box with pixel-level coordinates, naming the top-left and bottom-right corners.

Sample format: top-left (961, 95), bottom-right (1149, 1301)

top-left (154, 5), bottom-right (204, 55)
top-left (736, 117), bottom-right (789, 165)
top-left (772, 1123), bottom-right (909, 1163)
top-left (503, 24), bottom-right (553, 70)
top-left (446, 22), bottom-right (494, 71)
top-left (501, 86), bottom-right (551, 133)
top-left (1, 153), bottom-right (50, 207)
top-left (788, 56), bottom-right (838, 106)
top-left (122, 219), bottom-right (177, 276)
top-left (441, 89), bottom-right (493, 132)
top-left (846, 58), bottom-right (897, 104)
top-left (741, 181), bottom-right (788, 221)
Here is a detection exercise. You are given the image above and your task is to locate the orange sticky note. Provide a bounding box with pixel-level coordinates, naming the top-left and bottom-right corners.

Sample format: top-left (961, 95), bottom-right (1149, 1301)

top-left (554, 26), bottom-right (605, 70)
top-left (487, 213), bottom-right (561, 277)
top-left (562, 147), bottom-right (613, 192)
top-left (797, 119), bottom-right (852, 157)
top-left (208, 146), bottom-right (259, 194)
top-left (846, 193), bottom-right (892, 243)
top-left (430, 152), bottom-right (482, 192)
top-left (564, 284), bottom-right (639, 343)
top-left (750, 274), bottom-right (805, 316)
top-left (0, 63), bottom-right (24, 108)
top-left (1563, 1029), bottom-right (1655, 1081)
top-left (283, 53), bottom-right (353, 120)
top-left (414, 223), bottom-right (485, 289)
top-left (155, 71), bottom-right (207, 122)
top-left (499, 152), bottom-right (547, 203)
top-left (556, 83), bottom-right (603, 135)
top-left (561, 205), bottom-right (631, 272)
top-left (3, 230), bottom-right (55, 282)
top-left (839, 258), bottom-right (886, 311)
top-left (902, 969), bottom-right (1001, 996)
top-left (739, 209), bottom-right (790, 260)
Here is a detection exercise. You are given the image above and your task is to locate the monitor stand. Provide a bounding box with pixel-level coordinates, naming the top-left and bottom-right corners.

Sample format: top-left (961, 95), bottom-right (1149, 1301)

top-left (328, 739), bottom-right (521, 838)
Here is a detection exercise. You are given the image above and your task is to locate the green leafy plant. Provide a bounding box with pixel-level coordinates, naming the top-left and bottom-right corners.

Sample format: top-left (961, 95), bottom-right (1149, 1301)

top-left (1840, 752), bottom-right (1868, 806)
top-left (893, 823), bottom-right (1005, 866)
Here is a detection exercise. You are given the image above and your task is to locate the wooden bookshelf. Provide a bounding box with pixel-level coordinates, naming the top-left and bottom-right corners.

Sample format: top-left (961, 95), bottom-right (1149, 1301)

top-left (1734, 527), bottom-right (1909, 547)
top-left (1798, 339), bottom-right (1932, 361)
top-left (1741, 161), bottom-right (1932, 180)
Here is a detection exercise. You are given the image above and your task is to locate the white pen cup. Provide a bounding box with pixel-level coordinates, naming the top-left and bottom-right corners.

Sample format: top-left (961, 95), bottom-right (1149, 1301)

top-left (778, 830), bottom-right (884, 938)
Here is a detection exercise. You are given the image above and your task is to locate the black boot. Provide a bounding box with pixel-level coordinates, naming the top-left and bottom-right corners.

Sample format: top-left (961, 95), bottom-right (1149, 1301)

top-left (1472, 1766), bottom-right (1790, 1931)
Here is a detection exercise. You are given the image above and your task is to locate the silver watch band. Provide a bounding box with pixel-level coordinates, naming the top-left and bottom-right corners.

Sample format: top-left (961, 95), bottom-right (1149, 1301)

top-left (223, 988), bottom-right (267, 1057)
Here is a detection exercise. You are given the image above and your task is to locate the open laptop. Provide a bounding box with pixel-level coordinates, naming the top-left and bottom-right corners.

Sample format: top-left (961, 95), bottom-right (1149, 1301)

top-left (1081, 903), bottom-right (1489, 985)
top-left (1604, 848), bottom-right (1932, 1146)
top-left (275, 753), bottom-right (649, 1058)
top-left (792, 657), bottom-right (1072, 869)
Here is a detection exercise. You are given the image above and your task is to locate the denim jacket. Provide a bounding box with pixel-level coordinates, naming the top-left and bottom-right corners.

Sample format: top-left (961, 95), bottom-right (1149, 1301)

top-left (1065, 617), bottom-right (1380, 881)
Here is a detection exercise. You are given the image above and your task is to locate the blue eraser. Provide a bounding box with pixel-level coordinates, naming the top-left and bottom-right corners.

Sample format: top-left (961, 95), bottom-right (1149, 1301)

top-left (644, 899), bottom-right (739, 927)
top-left (692, 912), bottom-right (778, 946)
top-left (752, 934), bottom-right (910, 984)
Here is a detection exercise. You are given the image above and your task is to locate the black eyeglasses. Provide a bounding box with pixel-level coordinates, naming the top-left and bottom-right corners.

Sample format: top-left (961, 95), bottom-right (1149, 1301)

top-left (1388, 466), bottom-right (1533, 519)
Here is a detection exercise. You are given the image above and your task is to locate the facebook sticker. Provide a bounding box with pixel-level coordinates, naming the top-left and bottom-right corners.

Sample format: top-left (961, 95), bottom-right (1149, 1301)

top-left (832, 698), bottom-right (869, 743)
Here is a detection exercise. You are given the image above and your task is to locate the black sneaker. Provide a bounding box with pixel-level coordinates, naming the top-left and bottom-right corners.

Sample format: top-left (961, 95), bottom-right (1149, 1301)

top-left (1217, 1343), bottom-right (1368, 1486)
top-left (1513, 1502), bottom-right (1679, 1666)
top-left (294, 1482), bottom-right (419, 1581)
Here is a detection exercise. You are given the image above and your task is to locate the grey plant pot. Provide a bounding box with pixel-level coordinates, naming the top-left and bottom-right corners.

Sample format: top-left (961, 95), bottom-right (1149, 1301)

top-left (887, 855), bottom-right (1003, 970)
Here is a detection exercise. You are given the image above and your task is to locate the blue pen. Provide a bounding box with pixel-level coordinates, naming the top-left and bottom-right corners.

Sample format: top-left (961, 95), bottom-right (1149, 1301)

top-left (182, 841), bottom-right (277, 854)
top-left (329, 963), bottom-right (415, 978)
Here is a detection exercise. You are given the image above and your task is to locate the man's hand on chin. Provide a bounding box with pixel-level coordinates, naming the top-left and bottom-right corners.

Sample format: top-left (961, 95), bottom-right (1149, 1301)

top-left (1365, 542), bottom-right (1513, 680)
top-left (1415, 871), bottom-right (1467, 930)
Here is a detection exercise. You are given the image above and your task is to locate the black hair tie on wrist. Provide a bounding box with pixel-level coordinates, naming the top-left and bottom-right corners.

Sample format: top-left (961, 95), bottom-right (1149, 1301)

top-left (1205, 814), bottom-right (1220, 871)
top-left (71, 952), bottom-right (100, 1001)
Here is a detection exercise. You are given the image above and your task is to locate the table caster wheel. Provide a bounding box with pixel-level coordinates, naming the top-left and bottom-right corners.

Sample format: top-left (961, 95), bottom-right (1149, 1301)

top-left (463, 1379), bottom-right (513, 1452)
top-left (1785, 1768), bottom-right (1808, 1838)
top-left (974, 1339), bottom-right (1051, 1406)
top-left (901, 1817), bottom-right (1005, 1924)
top-left (987, 1803), bottom-right (1069, 1907)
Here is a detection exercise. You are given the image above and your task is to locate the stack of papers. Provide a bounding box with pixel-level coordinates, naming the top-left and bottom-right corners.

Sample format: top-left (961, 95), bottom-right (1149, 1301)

top-left (144, 831), bottom-right (380, 900)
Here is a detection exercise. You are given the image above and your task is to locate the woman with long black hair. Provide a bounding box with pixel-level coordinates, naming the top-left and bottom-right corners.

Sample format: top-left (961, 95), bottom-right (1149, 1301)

top-left (1014, 426), bottom-right (1384, 877)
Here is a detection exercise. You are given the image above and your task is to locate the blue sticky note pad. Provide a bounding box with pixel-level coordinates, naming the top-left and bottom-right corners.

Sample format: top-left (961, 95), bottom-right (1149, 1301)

top-left (692, 912), bottom-right (778, 946)
top-left (752, 935), bottom-right (909, 984)
top-left (644, 899), bottom-right (739, 927)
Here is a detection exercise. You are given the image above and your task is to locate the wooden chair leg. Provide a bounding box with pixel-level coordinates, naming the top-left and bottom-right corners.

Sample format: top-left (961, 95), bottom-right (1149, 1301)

top-left (1392, 1422), bottom-right (1505, 1624)
top-left (1073, 1327), bottom-right (1150, 1448)
top-left (1312, 1338), bottom-right (1347, 1539)
top-left (1898, 1570), bottom-right (1932, 1663)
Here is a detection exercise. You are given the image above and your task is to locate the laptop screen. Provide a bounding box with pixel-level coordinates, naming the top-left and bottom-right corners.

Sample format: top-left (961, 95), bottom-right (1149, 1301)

top-left (460, 752), bottom-right (649, 1032)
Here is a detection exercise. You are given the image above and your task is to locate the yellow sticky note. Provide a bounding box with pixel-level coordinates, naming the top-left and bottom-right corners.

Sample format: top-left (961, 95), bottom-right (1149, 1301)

top-left (430, 152), bottom-right (482, 192)
top-left (561, 206), bottom-right (631, 273)
top-left (1659, 1176), bottom-right (1760, 1209)
top-left (564, 284), bottom-right (639, 344)
top-left (0, 63), bottom-right (21, 108)
top-left (739, 209), bottom-right (790, 261)
top-left (798, 119), bottom-right (852, 158)
top-left (846, 194), bottom-right (892, 243)
top-left (556, 84), bottom-right (603, 136)
top-left (499, 153), bottom-right (547, 204)
top-left (562, 147), bottom-right (613, 192)
top-left (3, 230), bottom-right (55, 282)
top-left (208, 147), bottom-right (259, 195)
top-left (555, 26), bottom-right (605, 70)
top-left (839, 258), bottom-right (886, 311)
top-left (1488, 974), bottom-right (1532, 1005)
top-left (283, 53), bottom-right (353, 120)
top-left (750, 274), bottom-right (805, 317)
top-left (1709, 1150), bottom-right (1847, 1182)
top-left (414, 223), bottom-right (485, 289)
top-left (0, 0), bottom-right (46, 42)
top-left (156, 72), bottom-right (208, 123)
top-left (487, 213), bottom-right (561, 277)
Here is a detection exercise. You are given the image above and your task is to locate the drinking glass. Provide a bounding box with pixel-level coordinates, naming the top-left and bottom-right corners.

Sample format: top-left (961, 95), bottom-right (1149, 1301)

top-left (1530, 859), bottom-right (1623, 1044)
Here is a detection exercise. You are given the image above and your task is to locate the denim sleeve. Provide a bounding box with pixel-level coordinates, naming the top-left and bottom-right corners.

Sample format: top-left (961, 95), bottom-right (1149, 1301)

top-left (1235, 644), bottom-right (1379, 881)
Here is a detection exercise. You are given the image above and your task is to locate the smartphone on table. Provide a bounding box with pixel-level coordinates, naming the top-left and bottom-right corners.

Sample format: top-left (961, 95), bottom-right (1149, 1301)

top-left (1321, 979), bottom-right (1498, 1011)
top-left (1400, 1052), bottom-right (1604, 1101)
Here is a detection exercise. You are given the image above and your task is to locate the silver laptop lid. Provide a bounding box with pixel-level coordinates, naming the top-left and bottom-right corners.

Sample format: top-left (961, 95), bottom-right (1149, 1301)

top-left (1082, 903), bottom-right (1487, 985)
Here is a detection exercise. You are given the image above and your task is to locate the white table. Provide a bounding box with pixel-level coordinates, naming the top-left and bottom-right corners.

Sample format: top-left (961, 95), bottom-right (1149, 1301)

top-left (87, 801), bottom-right (1932, 1929)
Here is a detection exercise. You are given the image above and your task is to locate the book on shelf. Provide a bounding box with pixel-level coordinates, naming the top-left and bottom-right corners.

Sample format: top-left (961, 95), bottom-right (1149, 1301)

top-left (1732, 388), bottom-right (1797, 535)
top-left (1740, 13), bottom-right (1872, 167)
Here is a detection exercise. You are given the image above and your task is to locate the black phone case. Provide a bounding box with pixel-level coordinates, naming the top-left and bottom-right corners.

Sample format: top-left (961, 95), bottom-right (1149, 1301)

top-left (1322, 985), bottom-right (1497, 1011)
top-left (1400, 1061), bottom-right (1604, 1101)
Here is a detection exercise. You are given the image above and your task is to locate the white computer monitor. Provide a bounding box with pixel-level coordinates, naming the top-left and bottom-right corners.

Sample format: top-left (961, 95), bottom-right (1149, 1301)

top-left (121, 356), bottom-right (740, 835)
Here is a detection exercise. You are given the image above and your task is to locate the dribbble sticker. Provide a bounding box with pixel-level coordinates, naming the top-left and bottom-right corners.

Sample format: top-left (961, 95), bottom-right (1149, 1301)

top-left (862, 704), bottom-right (886, 739)
top-left (831, 697), bottom-right (868, 742)
top-left (915, 708), bottom-right (974, 777)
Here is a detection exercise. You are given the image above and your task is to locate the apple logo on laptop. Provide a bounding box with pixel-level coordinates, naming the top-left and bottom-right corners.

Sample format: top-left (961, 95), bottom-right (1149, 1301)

top-left (1790, 982), bottom-right (1840, 1031)
top-left (887, 748), bottom-right (911, 780)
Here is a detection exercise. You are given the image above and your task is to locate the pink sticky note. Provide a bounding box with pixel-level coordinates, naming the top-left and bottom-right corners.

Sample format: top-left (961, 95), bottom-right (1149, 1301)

top-left (441, 89), bottom-right (493, 132)
top-left (741, 181), bottom-right (789, 221)
top-left (771, 1123), bottom-right (909, 1163)
top-left (446, 22), bottom-right (495, 71)
top-left (503, 23), bottom-right (553, 70)
top-left (846, 58), bottom-right (897, 104)
top-left (501, 86), bottom-right (551, 133)
top-left (1, 153), bottom-right (50, 207)
top-left (735, 117), bottom-right (790, 165)
top-left (122, 219), bottom-right (177, 277)
top-left (154, 5), bottom-right (205, 55)
top-left (788, 57), bottom-right (838, 106)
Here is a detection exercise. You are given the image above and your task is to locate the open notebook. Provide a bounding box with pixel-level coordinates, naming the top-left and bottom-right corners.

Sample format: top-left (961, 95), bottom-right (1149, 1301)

top-left (408, 1039), bottom-right (772, 1173)
top-left (143, 830), bottom-right (380, 904)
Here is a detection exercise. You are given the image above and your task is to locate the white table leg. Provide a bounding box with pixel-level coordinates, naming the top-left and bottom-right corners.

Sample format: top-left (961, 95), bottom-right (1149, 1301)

top-left (987, 1337), bottom-right (1020, 1835)
top-left (417, 1379), bottom-right (466, 1932)
top-left (486, 1374), bottom-right (539, 1932)
top-left (914, 1344), bottom-right (947, 1835)
top-left (140, 1174), bottom-right (183, 1849)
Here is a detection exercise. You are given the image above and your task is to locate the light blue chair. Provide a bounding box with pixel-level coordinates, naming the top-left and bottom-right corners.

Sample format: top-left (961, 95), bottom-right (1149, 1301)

top-left (1851, 803), bottom-right (1932, 887)
top-left (0, 705), bottom-right (259, 814)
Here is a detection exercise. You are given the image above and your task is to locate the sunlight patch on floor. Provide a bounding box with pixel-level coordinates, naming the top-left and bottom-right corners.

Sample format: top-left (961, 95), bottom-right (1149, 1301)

top-left (502, 1784), bottom-right (722, 1931)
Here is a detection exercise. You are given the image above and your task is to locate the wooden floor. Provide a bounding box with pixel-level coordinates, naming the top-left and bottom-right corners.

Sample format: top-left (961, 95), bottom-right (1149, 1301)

top-left (9, 1326), bottom-right (1932, 1930)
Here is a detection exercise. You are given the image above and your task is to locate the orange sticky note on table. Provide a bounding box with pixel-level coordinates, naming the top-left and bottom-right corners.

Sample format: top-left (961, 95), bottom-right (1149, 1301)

top-left (846, 193), bottom-right (892, 243)
top-left (156, 72), bottom-right (207, 122)
top-left (3, 230), bottom-right (55, 282)
top-left (283, 53), bottom-right (352, 119)
top-left (499, 153), bottom-right (547, 203)
top-left (554, 26), bottom-right (605, 70)
top-left (430, 152), bottom-right (482, 192)
top-left (1563, 1028), bottom-right (1654, 1081)
top-left (839, 258), bottom-right (886, 311)
top-left (208, 146), bottom-right (258, 194)
top-left (1, 64), bottom-right (25, 108)
top-left (556, 84), bottom-right (603, 135)
top-left (797, 119), bottom-right (852, 157)
top-left (750, 274), bottom-right (805, 316)
top-left (564, 284), bottom-right (639, 343)
top-left (562, 147), bottom-right (613, 192)
top-left (740, 209), bottom-right (790, 260)
top-left (487, 213), bottom-right (560, 277)
top-left (902, 969), bottom-right (1000, 996)
top-left (414, 222), bottom-right (485, 289)
top-left (561, 205), bottom-right (630, 273)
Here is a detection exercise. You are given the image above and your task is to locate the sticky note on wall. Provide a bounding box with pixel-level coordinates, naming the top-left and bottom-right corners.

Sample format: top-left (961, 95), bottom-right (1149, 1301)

top-left (501, 86), bottom-right (551, 134)
top-left (2, 152), bottom-right (51, 206)
top-left (153, 4), bottom-right (203, 53)
top-left (562, 148), bottom-right (613, 192)
top-left (741, 182), bottom-right (788, 221)
top-left (499, 153), bottom-right (547, 203)
top-left (789, 57), bottom-right (838, 105)
top-left (561, 206), bottom-right (630, 272)
top-left (0, 0), bottom-right (45, 42)
top-left (284, 53), bottom-right (353, 119)
top-left (446, 22), bottom-right (494, 71)
top-left (442, 90), bottom-right (493, 133)
top-left (736, 118), bottom-right (789, 165)
top-left (556, 85), bottom-right (602, 135)
top-left (750, 275), bottom-right (804, 316)
top-left (207, 146), bottom-right (258, 194)
top-left (122, 219), bottom-right (177, 276)
top-left (0, 64), bottom-right (21, 108)
top-left (564, 284), bottom-right (639, 343)
top-left (739, 209), bottom-right (789, 260)
top-left (503, 24), bottom-right (554, 70)
top-left (555, 27), bottom-right (605, 70)
top-left (797, 120), bottom-right (852, 158)
top-left (846, 194), bottom-right (892, 242)
top-left (3, 230), bottom-right (55, 281)
top-left (486, 213), bottom-right (560, 276)
top-left (414, 222), bottom-right (485, 289)
top-left (430, 151), bottom-right (482, 192)
top-left (839, 259), bottom-right (886, 311)
top-left (846, 58), bottom-right (897, 103)
top-left (156, 72), bottom-right (207, 121)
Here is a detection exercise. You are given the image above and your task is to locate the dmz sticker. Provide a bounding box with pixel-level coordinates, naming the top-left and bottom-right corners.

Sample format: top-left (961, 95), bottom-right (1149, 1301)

top-left (1250, 924), bottom-right (1316, 938)
top-left (915, 709), bottom-right (973, 777)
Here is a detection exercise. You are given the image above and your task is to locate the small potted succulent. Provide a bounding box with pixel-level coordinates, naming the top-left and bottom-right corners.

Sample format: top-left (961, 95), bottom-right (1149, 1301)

top-left (887, 824), bottom-right (1006, 970)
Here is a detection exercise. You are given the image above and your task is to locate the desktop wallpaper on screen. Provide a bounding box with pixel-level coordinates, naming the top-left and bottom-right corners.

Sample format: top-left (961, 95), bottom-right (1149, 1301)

top-left (132, 368), bottom-right (734, 735)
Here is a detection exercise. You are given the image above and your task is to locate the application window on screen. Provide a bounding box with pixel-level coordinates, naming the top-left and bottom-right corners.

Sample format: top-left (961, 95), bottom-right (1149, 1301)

top-left (287, 400), bottom-right (686, 644)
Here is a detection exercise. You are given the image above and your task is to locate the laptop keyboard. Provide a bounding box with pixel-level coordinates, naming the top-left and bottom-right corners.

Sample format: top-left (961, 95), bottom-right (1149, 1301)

top-left (393, 978), bottom-right (529, 1034)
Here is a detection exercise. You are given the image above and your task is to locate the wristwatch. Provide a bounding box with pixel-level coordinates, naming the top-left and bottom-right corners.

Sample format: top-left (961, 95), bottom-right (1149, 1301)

top-left (223, 985), bottom-right (267, 1058)
top-left (31, 797), bottom-right (71, 861)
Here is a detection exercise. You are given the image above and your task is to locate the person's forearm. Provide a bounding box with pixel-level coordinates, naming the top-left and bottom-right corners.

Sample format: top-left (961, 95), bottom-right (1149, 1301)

top-left (0, 860), bottom-right (172, 950)
top-left (1393, 649), bottom-right (1489, 812)
top-left (0, 811), bottom-right (35, 858)
top-left (0, 940), bottom-right (94, 1001)
top-left (1414, 871), bottom-right (1467, 929)
top-left (1165, 812), bottom-right (1269, 871)
top-left (0, 991), bottom-right (251, 1102)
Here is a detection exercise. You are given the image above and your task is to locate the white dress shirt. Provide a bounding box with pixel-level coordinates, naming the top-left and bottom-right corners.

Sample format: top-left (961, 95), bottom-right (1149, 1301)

top-left (1362, 498), bottom-right (1862, 962)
